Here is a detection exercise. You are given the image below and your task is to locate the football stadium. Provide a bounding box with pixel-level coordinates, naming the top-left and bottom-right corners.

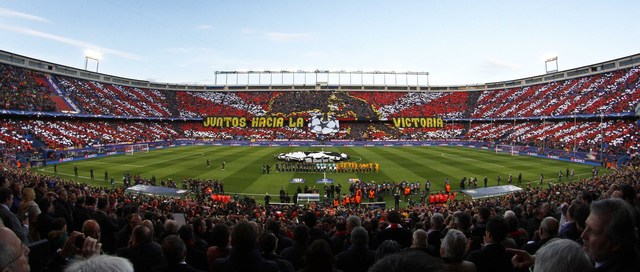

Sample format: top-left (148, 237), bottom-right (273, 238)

top-left (1, 2), bottom-right (640, 272)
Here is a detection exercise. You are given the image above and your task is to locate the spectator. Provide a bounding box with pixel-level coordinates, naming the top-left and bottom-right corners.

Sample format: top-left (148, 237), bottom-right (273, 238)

top-left (0, 187), bottom-right (28, 242)
top-left (64, 255), bottom-right (133, 272)
top-left (259, 232), bottom-right (295, 272)
top-left (522, 216), bottom-right (558, 255)
top-left (368, 250), bottom-right (445, 272)
top-left (116, 225), bottom-right (166, 272)
top-left (581, 198), bottom-right (640, 271)
top-left (207, 223), bottom-right (231, 271)
top-left (153, 234), bottom-right (204, 272)
top-left (0, 226), bottom-right (30, 272)
top-left (19, 187), bottom-right (40, 241)
top-left (301, 239), bottom-right (340, 272)
top-left (211, 220), bottom-right (279, 272)
top-left (335, 226), bottom-right (376, 272)
top-left (441, 229), bottom-right (476, 272)
top-left (375, 239), bottom-right (402, 261)
top-left (94, 197), bottom-right (118, 254)
top-left (374, 210), bottom-right (412, 249)
top-left (466, 216), bottom-right (513, 272)
top-left (280, 224), bottom-right (310, 271)
top-left (533, 238), bottom-right (592, 272)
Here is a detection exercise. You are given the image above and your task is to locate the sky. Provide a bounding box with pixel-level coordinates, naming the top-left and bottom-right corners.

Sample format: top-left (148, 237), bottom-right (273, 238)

top-left (0, 1), bottom-right (638, 86)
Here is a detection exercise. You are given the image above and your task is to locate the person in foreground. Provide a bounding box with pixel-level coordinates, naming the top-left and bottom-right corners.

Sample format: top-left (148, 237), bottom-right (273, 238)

top-left (509, 198), bottom-right (640, 272)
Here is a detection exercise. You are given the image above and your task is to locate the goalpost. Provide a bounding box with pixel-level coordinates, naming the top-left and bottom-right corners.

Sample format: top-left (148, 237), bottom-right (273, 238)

top-left (495, 144), bottom-right (520, 156)
top-left (124, 144), bottom-right (149, 155)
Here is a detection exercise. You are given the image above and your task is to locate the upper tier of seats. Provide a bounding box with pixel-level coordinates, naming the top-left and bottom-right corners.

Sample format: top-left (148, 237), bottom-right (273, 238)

top-left (1, 62), bottom-right (639, 119)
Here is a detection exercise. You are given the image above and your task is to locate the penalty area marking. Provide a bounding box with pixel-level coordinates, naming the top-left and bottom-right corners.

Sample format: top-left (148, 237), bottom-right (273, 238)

top-left (441, 153), bottom-right (506, 168)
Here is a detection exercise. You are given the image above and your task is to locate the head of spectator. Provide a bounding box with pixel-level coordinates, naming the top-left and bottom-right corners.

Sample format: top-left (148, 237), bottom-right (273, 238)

top-left (161, 234), bottom-right (187, 265)
top-left (83, 219), bottom-right (101, 241)
top-left (63, 255), bottom-right (133, 272)
top-left (130, 225), bottom-right (152, 248)
top-left (346, 215), bottom-right (361, 233)
top-left (572, 202), bottom-right (590, 233)
top-left (230, 220), bottom-right (258, 251)
top-left (21, 187), bottom-right (35, 204)
top-left (193, 216), bottom-right (206, 235)
top-left (258, 231), bottom-right (278, 255)
top-left (56, 188), bottom-right (67, 203)
top-left (350, 226), bottom-right (369, 248)
top-left (430, 213), bottom-right (444, 230)
top-left (581, 198), bottom-right (640, 264)
top-left (539, 217), bottom-right (559, 240)
top-left (163, 219), bottom-right (179, 235)
top-left (533, 238), bottom-right (593, 272)
top-left (0, 226), bottom-right (30, 272)
top-left (292, 224), bottom-right (310, 246)
top-left (619, 184), bottom-right (637, 206)
top-left (128, 213), bottom-right (142, 230)
top-left (97, 197), bottom-right (109, 211)
top-left (0, 187), bottom-right (13, 207)
top-left (211, 223), bottom-right (230, 248)
top-left (387, 210), bottom-right (403, 225)
top-left (142, 219), bottom-right (154, 239)
top-left (485, 215), bottom-right (508, 244)
top-left (478, 207), bottom-right (490, 223)
top-left (441, 229), bottom-right (467, 262)
top-left (375, 239), bottom-right (402, 261)
top-left (301, 239), bottom-right (335, 272)
top-left (303, 211), bottom-right (318, 228)
top-left (411, 229), bottom-right (428, 249)
top-left (368, 250), bottom-right (444, 272)
top-left (178, 224), bottom-right (195, 244)
top-left (38, 197), bottom-right (54, 215)
top-left (456, 212), bottom-right (472, 233)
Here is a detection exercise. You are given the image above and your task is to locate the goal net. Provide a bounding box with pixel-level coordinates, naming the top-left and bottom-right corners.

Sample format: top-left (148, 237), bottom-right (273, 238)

top-left (124, 144), bottom-right (149, 155)
top-left (495, 144), bottom-right (520, 156)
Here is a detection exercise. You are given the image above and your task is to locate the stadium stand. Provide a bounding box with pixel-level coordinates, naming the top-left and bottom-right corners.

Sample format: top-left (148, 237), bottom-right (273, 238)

top-left (1, 52), bottom-right (640, 272)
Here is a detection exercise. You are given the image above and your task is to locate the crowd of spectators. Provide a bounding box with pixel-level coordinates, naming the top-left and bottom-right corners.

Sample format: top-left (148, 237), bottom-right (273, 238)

top-left (0, 148), bottom-right (638, 271)
top-left (0, 63), bottom-right (56, 112)
top-left (56, 76), bottom-right (173, 117)
top-left (472, 67), bottom-right (640, 118)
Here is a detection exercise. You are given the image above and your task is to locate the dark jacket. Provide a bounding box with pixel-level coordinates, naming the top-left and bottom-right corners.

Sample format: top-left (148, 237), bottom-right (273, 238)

top-left (466, 243), bottom-right (513, 272)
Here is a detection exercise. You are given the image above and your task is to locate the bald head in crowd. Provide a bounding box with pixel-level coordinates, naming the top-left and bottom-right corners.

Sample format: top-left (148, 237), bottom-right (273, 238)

top-left (83, 219), bottom-right (101, 241)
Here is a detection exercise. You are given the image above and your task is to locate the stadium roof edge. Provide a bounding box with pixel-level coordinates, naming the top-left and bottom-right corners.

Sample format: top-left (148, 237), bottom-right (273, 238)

top-left (1, 49), bottom-right (639, 92)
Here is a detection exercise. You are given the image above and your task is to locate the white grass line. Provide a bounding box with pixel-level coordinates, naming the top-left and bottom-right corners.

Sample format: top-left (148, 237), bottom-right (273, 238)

top-left (441, 153), bottom-right (506, 168)
top-left (138, 153), bottom-right (205, 167)
top-left (38, 169), bottom-right (119, 183)
top-left (81, 160), bottom-right (144, 168)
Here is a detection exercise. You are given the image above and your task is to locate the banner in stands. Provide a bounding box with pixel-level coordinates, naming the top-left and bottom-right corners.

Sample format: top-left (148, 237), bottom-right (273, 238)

top-left (391, 117), bottom-right (444, 128)
top-left (203, 116), bottom-right (306, 128)
top-left (461, 185), bottom-right (523, 199)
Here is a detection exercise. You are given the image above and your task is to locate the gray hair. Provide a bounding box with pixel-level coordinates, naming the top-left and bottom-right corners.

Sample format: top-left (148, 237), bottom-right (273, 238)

top-left (534, 238), bottom-right (592, 272)
top-left (441, 229), bottom-right (467, 261)
top-left (164, 219), bottom-right (179, 233)
top-left (346, 215), bottom-right (361, 229)
top-left (430, 213), bottom-right (444, 227)
top-left (411, 229), bottom-right (428, 248)
top-left (590, 198), bottom-right (638, 253)
top-left (350, 226), bottom-right (369, 247)
top-left (65, 255), bottom-right (134, 272)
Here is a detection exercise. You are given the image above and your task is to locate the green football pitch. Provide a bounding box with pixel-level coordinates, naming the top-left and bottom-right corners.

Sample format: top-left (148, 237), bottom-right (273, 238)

top-left (37, 146), bottom-right (597, 203)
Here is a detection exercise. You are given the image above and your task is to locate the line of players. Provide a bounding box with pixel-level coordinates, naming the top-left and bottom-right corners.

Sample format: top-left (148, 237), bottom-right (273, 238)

top-left (274, 162), bottom-right (379, 173)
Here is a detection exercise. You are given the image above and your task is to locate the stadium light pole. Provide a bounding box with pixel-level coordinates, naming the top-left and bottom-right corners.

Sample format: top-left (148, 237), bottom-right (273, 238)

top-left (84, 49), bottom-right (101, 73)
top-left (545, 56), bottom-right (558, 74)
